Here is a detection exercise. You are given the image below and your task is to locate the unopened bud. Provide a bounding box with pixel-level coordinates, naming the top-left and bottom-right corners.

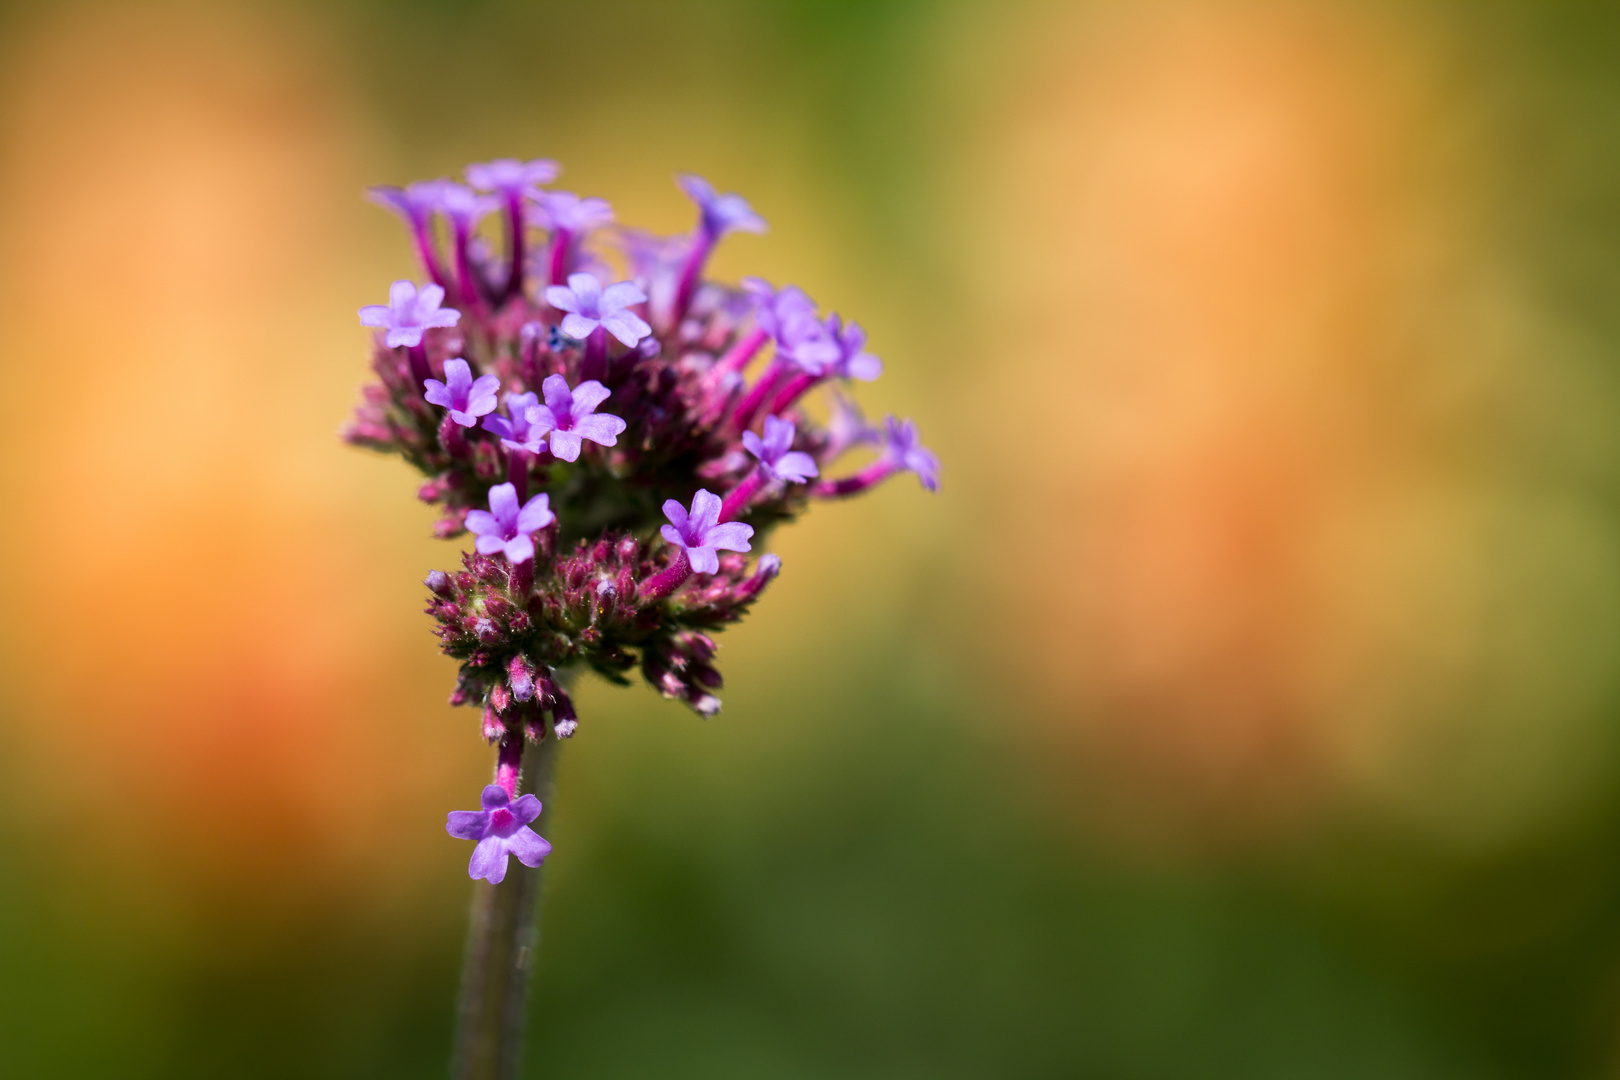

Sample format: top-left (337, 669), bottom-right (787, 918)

top-left (507, 654), bottom-right (536, 701)
top-left (481, 707), bottom-right (506, 742)
top-left (425, 570), bottom-right (453, 597)
top-left (489, 681), bottom-right (512, 713)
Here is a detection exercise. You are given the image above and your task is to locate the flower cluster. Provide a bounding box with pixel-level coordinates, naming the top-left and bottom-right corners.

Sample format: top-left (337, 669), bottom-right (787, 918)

top-left (345, 157), bottom-right (936, 880)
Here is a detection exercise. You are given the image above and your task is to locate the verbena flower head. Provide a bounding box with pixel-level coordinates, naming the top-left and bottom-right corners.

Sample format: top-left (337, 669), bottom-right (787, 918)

top-left (359, 280), bottom-right (460, 348)
top-left (466, 483), bottom-right (555, 563)
top-left (743, 417), bottom-right (818, 483)
top-left (531, 375), bottom-right (626, 462)
top-left (424, 358), bottom-right (501, 427)
top-left (446, 785), bottom-right (551, 884)
top-left (345, 154), bottom-right (937, 877)
top-left (545, 273), bottom-right (650, 347)
top-left (661, 490), bottom-right (754, 575)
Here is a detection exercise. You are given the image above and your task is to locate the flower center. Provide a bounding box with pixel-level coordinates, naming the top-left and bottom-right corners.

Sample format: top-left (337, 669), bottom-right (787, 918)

top-left (490, 808), bottom-right (514, 831)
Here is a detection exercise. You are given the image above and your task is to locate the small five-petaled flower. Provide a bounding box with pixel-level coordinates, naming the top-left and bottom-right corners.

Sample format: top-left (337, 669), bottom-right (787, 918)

top-left (465, 483), bottom-right (555, 564)
top-left (424, 358), bottom-right (502, 427)
top-left (743, 417), bottom-right (818, 483)
top-left (446, 785), bottom-right (552, 885)
top-left (661, 490), bottom-right (755, 575)
top-left (545, 272), bottom-right (652, 348)
top-left (358, 280), bottom-right (460, 348)
top-left (530, 374), bottom-right (627, 462)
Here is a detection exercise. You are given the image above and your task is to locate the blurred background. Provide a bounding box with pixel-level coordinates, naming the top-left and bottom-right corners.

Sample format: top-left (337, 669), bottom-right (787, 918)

top-left (4, 0), bottom-right (1620, 1075)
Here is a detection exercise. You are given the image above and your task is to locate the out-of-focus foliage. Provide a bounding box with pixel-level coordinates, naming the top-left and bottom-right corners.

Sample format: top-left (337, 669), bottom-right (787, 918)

top-left (5, 1), bottom-right (1620, 1077)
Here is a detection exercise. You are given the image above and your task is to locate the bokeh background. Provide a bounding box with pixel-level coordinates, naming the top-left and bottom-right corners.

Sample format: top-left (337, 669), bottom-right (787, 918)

top-left (4, 0), bottom-right (1620, 1075)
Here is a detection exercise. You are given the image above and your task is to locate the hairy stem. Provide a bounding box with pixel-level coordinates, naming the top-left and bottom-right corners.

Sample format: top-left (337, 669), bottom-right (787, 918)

top-left (450, 732), bottom-right (563, 1080)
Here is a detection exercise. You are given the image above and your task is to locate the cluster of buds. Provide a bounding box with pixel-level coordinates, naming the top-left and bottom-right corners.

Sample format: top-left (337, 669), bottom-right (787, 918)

top-left (344, 157), bottom-right (937, 881)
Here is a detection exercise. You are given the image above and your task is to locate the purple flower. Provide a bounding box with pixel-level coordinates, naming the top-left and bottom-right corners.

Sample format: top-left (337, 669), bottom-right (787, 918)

top-left (661, 489), bottom-right (754, 575)
top-left (825, 391), bottom-right (878, 457)
top-left (466, 157), bottom-right (559, 194)
top-left (424, 358), bottom-right (501, 427)
top-left (822, 315), bottom-right (882, 381)
top-left (882, 416), bottom-right (940, 492)
top-left (741, 279), bottom-right (839, 370)
top-left (545, 273), bottom-right (651, 347)
top-left (742, 416), bottom-right (818, 483)
top-left (678, 174), bottom-right (767, 238)
top-left (427, 180), bottom-right (499, 229)
top-left (481, 392), bottom-right (546, 453)
top-left (530, 374), bottom-right (627, 462)
top-left (529, 191), bottom-right (615, 233)
top-left (465, 482), bottom-right (555, 563)
top-left (446, 784), bottom-right (551, 884)
top-left (358, 280), bottom-right (461, 348)
top-left (367, 181), bottom-right (444, 228)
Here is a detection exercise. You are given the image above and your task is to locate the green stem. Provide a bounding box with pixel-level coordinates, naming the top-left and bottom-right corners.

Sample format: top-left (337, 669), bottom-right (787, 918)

top-left (450, 733), bottom-right (562, 1080)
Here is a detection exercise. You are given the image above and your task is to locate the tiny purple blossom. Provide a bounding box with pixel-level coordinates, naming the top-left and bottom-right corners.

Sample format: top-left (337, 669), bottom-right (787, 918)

top-left (367, 181), bottom-right (443, 227)
top-left (358, 280), bottom-right (461, 348)
top-left (423, 358), bottom-right (501, 427)
top-left (661, 489), bottom-right (754, 575)
top-left (426, 180), bottom-right (499, 228)
top-left (825, 390), bottom-right (879, 458)
top-left (882, 416), bottom-right (940, 492)
top-left (529, 191), bottom-right (615, 233)
top-left (545, 272), bottom-right (651, 347)
top-left (823, 315), bottom-right (882, 381)
top-left (446, 784), bottom-right (551, 884)
top-left (466, 157), bottom-right (559, 193)
top-left (742, 416), bottom-right (818, 483)
top-left (741, 279), bottom-right (839, 371)
top-left (677, 174), bottom-right (767, 238)
top-left (530, 374), bottom-right (627, 462)
top-left (465, 482), bottom-right (555, 563)
top-left (481, 392), bottom-right (546, 453)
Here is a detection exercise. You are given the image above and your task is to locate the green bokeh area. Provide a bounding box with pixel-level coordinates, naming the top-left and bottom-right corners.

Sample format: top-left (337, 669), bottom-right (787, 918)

top-left (7, 1), bottom-right (1620, 1077)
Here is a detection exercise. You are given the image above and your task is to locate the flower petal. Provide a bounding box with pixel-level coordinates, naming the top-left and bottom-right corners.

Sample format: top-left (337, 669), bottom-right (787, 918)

top-left (600, 309), bottom-right (651, 347)
top-left (510, 793), bottom-right (542, 826)
top-left (574, 414), bottom-right (625, 447)
top-left (487, 482), bottom-right (519, 526)
top-left (481, 785), bottom-right (511, 810)
top-left (600, 281), bottom-right (648, 310)
top-left (447, 810), bottom-right (487, 841)
top-left (423, 379), bottom-right (452, 408)
top-left (507, 826), bottom-right (552, 868)
top-left (473, 534), bottom-right (506, 556)
top-left (687, 545), bottom-right (720, 576)
top-left (560, 313), bottom-right (598, 340)
top-left (569, 380), bottom-right (612, 415)
top-left (662, 499), bottom-right (689, 531)
top-left (503, 534), bottom-right (535, 564)
top-left (547, 429), bottom-right (583, 462)
top-left (774, 451), bottom-right (818, 482)
top-left (544, 285), bottom-right (579, 312)
top-left (517, 494), bottom-right (555, 533)
top-left (706, 522), bottom-right (754, 553)
top-left (464, 510), bottom-right (499, 537)
top-left (469, 836), bottom-right (510, 883)
top-left (540, 374), bottom-right (573, 414)
top-left (660, 524), bottom-right (685, 548)
top-left (689, 490), bottom-right (722, 535)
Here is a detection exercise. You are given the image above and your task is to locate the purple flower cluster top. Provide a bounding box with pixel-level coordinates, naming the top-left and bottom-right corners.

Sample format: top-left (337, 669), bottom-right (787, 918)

top-left (344, 156), bottom-right (936, 881)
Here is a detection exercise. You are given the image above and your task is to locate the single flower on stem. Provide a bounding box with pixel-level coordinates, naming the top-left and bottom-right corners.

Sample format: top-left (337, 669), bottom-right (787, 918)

top-left (743, 416), bottom-right (818, 483)
top-left (529, 374), bottom-right (626, 462)
top-left (466, 158), bottom-right (559, 302)
top-left (446, 785), bottom-right (551, 885)
top-left (368, 184), bottom-right (452, 287)
top-left (815, 415), bottom-right (940, 497)
top-left (481, 392), bottom-right (547, 454)
top-left (465, 483), bottom-right (555, 564)
top-left (545, 272), bottom-right (650, 346)
top-left (672, 174), bottom-right (766, 325)
top-left (424, 358), bottom-right (501, 428)
top-left (358, 280), bottom-right (460, 348)
top-left (661, 489), bottom-right (754, 575)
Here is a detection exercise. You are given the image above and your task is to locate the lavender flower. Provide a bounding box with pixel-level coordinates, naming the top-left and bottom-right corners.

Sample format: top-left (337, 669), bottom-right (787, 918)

top-left (465, 483), bottom-right (555, 563)
top-left (822, 315), bottom-right (882, 381)
top-left (545, 273), bottom-right (651, 347)
top-left (466, 157), bottom-right (559, 194)
top-left (428, 180), bottom-right (500, 230)
top-left (358, 280), bottom-right (460, 348)
top-left (424, 358), bottom-right (501, 427)
top-left (481, 392), bottom-right (546, 453)
top-left (677, 174), bottom-right (767, 239)
top-left (530, 191), bottom-right (614, 233)
top-left (446, 785), bottom-right (551, 884)
top-left (742, 417), bottom-right (818, 483)
top-left (662, 490), bottom-right (754, 575)
top-left (531, 374), bottom-right (626, 462)
top-left (826, 391), bottom-right (879, 457)
top-left (883, 416), bottom-right (940, 491)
